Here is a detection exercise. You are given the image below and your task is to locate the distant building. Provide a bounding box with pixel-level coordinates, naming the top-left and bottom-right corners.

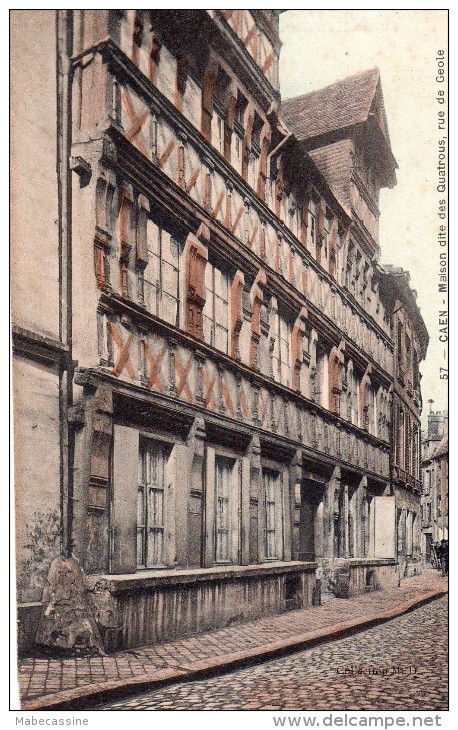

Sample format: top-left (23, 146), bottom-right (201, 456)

top-left (378, 267), bottom-right (428, 578)
top-left (12, 10), bottom-right (428, 656)
top-left (421, 411), bottom-right (448, 561)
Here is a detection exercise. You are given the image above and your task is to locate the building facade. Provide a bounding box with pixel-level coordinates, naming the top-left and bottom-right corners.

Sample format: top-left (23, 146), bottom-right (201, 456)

top-left (378, 267), bottom-right (428, 578)
top-left (421, 411), bottom-right (448, 561)
top-left (12, 10), bottom-right (427, 655)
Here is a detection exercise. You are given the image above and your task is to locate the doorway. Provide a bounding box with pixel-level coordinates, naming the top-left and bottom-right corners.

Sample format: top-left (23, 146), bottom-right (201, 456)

top-left (299, 479), bottom-right (325, 562)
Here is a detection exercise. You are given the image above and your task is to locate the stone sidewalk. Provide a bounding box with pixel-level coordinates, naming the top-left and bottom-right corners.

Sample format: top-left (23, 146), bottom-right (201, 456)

top-left (17, 570), bottom-right (447, 711)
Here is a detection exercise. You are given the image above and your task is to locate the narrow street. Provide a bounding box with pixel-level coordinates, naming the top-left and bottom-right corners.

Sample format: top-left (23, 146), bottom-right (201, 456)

top-left (98, 596), bottom-right (448, 712)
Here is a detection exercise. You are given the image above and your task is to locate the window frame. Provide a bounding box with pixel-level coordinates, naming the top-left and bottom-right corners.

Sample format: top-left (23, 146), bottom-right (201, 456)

top-left (202, 259), bottom-right (230, 354)
top-left (263, 468), bottom-right (284, 561)
top-left (214, 455), bottom-right (238, 564)
top-left (308, 201), bottom-right (317, 253)
top-left (212, 100), bottom-right (225, 156)
top-left (142, 219), bottom-right (181, 327)
top-left (270, 304), bottom-right (291, 387)
top-left (137, 439), bottom-right (168, 569)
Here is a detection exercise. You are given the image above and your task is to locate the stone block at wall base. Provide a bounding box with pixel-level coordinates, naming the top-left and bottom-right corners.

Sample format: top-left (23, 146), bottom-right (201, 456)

top-left (35, 555), bottom-right (104, 656)
top-left (402, 557), bottom-right (423, 580)
top-left (324, 558), bottom-right (398, 598)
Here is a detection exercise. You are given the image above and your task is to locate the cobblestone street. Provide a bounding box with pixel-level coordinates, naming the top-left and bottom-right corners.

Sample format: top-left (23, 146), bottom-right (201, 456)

top-left (99, 596), bottom-right (448, 712)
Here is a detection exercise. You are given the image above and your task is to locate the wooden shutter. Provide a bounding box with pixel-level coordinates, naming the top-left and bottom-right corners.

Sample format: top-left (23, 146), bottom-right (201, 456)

top-left (112, 426), bottom-right (139, 574)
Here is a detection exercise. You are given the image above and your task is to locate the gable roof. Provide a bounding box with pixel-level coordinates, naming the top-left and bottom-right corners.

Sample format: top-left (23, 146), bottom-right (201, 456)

top-left (281, 68), bottom-right (389, 144)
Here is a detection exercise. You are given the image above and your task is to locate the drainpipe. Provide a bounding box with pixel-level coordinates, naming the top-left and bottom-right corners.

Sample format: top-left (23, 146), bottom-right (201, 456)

top-left (265, 129), bottom-right (292, 208)
top-left (267, 130), bottom-right (293, 169)
top-left (56, 10), bottom-right (74, 558)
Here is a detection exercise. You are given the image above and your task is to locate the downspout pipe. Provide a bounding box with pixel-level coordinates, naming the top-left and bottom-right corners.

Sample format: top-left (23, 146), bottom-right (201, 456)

top-left (267, 130), bottom-right (293, 167)
top-left (56, 10), bottom-right (74, 558)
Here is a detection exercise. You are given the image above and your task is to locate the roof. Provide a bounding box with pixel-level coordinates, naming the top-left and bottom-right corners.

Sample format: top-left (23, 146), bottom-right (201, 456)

top-left (433, 433), bottom-right (448, 459)
top-left (379, 265), bottom-right (429, 359)
top-left (281, 68), bottom-right (385, 143)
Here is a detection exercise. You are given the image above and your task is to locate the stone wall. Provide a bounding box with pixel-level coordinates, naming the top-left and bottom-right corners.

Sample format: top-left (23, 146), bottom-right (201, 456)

top-left (14, 357), bottom-right (62, 605)
top-left (10, 10), bottom-right (59, 340)
top-left (86, 562), bottom-right (317, 651)
top-left (325, 558), bottom-right (398, 598)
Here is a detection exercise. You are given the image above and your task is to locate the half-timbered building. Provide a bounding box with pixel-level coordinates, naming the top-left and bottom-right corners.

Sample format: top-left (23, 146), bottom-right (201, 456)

top-left (12, 10), bottom-right (427, 654)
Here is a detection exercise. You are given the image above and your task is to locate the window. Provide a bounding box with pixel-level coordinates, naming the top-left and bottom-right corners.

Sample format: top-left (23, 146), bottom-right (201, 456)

top-left (346, 242), bottom-right (356, 295)
top-left (399, 409), bottom-right (405, 470)
top-left (323, 216), bottom-right (331, 261)
top-left (352, 369), bottom-right (360, 426)
top-left (234, 92), bottom-right (247, 127)
top-left (203, 261), bottom-right (229, 353)
top-left (232, 92), bottom-right (247, 176)
top-left (405, 334), bottom-right (412, 387)
top-left (413, 356), bottom-right (420, 392)
top-left (263, 470), bottom-right (283, 560)
top-left (231, 131), bottom-right (243, 174)
top-left (308, 200), bottom-right (317, 252)
top-left (355, 251), bottom-right (362, 298)
top-left (333, 487), bottom-right (344, 557)
top-left (248, 115), bottom-right (262, 189)
top-left (248, 148), bottom-right (259, 189)
top-left (405, 334), bottom-right (411, 357)
top-left (405, 416), bottom-right (412, 474)
top-left (215, 457), bottom-right (232, 563)
top-left (368, 386), bottom-right (376, 435)
top-left (143, 220), bottom-right (180, 326)
top-left (348, 486), bottom-right (357, 558)
top-left (290, 204), bottom-right (300, 239)
top-left (212, 104), bottom-right (225, 155)
top-left (397, 322), bottom-right (403, 369)
top-left (406, 511), bottom-right (413, 556)
top-left (137, 441), bottom-right (166, 568)
top-left (270, 306), bottom-right (291, 386)
top-left (212, 67), bottom-right (230, 154)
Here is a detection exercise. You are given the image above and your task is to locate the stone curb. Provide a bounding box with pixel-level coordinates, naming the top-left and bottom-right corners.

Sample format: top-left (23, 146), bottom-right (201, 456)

top-left (20, 588), bottom-right (447, 712)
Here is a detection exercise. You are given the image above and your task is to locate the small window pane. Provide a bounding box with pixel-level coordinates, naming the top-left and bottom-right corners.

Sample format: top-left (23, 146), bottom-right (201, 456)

top-left (162, 292), bottom-right (178, 325)
top-left (280, 317), bottom-right (289, 340)
top-left (214, 268), bottom-right (228, 298)
top-left (147, 220), bottom-right (160, 256)
top-left (162, 261), bottom-right (178, 298)
top-left (215, 323), bottom-right (228, 353)
top-left (203, 314), bottom-right (214, 346)
top-left (215, 294), bottom-right (228, 327)
top-left (162, 231), bottom-right (178, 263)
